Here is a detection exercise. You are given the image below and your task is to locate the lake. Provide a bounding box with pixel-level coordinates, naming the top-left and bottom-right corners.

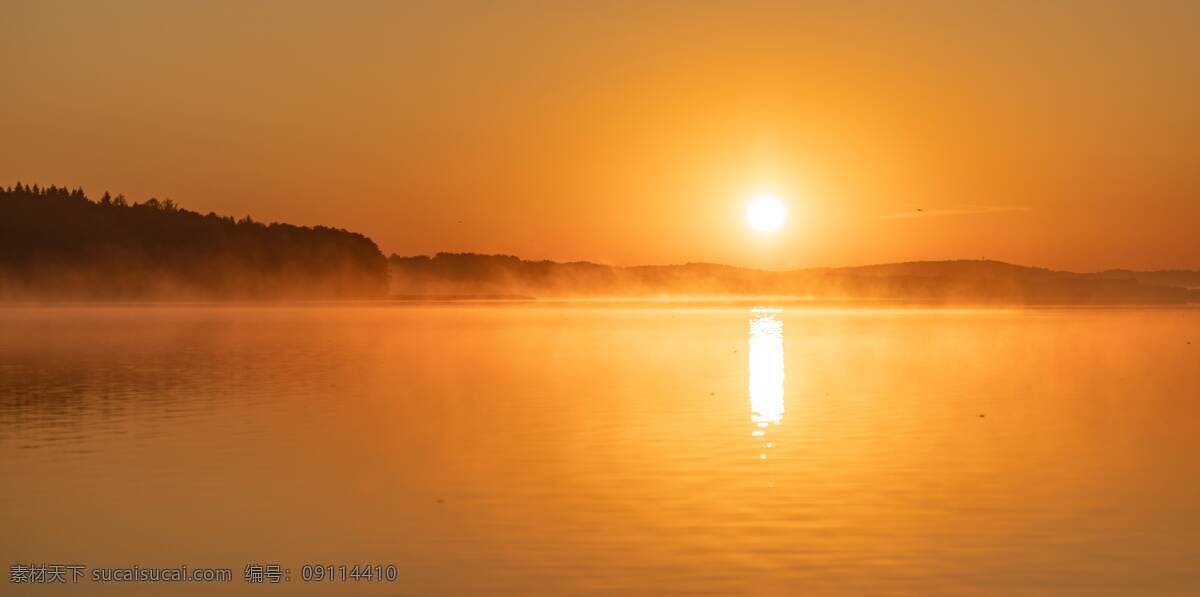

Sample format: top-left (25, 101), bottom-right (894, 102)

top-left (1, 304), bottom-right (1198, 595)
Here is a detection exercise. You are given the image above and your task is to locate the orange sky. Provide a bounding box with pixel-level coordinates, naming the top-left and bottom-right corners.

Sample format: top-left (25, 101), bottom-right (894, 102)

top-left (3, 1), bottom-right (1198, 271)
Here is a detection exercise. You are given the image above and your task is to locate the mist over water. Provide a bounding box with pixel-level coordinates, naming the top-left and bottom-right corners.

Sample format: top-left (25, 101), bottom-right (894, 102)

top-left (2, 304), bottom-right (1198, 595)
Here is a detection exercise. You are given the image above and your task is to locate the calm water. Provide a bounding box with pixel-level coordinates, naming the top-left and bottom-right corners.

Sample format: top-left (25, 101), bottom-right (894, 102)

top-left (2, 304), bottom-right (1198, 596)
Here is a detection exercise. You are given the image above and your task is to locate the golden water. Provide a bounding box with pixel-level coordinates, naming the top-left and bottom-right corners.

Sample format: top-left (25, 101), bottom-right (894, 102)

top-left (2, 305), bottom-right (1198, 595)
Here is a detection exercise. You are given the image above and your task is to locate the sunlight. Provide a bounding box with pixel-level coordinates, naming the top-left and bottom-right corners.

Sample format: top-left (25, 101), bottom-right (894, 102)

top-left (746, 194), bottom-right (787, 233)
top-left (749, 308), bottom-right (785, 460)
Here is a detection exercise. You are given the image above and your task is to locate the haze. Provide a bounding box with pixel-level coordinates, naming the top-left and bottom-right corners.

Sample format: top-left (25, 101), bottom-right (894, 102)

top-left (3, 0), bottom-right (1198, 271)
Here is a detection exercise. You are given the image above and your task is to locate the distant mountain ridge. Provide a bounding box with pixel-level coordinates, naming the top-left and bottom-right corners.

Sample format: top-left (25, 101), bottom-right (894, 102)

top-left (2, 182), bottom-right (1194, 304)
top-left (391, 253), bottom-right (1200, 304)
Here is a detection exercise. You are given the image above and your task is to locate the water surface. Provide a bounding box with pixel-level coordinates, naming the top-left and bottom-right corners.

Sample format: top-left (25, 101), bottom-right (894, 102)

top-left (2, 304), bottom-right (1198, 595)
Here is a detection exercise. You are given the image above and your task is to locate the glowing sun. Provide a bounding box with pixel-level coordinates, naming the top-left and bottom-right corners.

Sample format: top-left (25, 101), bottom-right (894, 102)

top-left (746, 194), bottom-right (786, 233)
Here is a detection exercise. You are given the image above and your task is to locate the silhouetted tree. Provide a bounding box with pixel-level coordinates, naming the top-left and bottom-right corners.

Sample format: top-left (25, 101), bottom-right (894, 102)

top-left (0, 183), bottom-right (388, 299)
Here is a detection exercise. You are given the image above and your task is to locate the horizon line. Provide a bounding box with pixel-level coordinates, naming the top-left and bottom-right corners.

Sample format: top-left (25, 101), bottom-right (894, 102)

top-left (388, 252), bottom-right (1200, 276)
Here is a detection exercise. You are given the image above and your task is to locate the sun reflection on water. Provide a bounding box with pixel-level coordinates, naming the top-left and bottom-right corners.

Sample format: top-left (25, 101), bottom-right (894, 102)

top-left (748, 307), bottom-right (784, 460)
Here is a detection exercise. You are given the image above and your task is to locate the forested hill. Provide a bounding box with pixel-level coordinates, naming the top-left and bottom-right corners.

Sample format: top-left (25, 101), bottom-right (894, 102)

top-left (390, 253), bottom-right (1200, 304)
top-left (0, 183), bottom-right (387, 299)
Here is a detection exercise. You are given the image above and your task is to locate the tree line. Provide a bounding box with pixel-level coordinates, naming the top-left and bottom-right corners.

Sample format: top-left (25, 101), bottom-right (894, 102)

top-left (389, 252), bottom-right (1198, 303)
top-left (0, 183), bottom-right (387, 299)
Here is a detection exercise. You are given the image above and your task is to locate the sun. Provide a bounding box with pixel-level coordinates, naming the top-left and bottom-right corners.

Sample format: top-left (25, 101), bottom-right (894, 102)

top-left (746, 194), bottom-right (786, 233)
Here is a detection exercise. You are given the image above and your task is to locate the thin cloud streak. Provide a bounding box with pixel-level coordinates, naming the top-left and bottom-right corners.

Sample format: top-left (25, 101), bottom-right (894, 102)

top-left (883, 205), bottom-right (1032, 219)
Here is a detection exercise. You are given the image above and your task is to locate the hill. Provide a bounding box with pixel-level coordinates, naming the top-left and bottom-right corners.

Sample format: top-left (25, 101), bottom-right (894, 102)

top-left (3, 182), bottom-right (1193, 304)
top-left (0, 183), bottom-right (387, 299)
top-left (390, 253), bottom-right (1199, 304)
